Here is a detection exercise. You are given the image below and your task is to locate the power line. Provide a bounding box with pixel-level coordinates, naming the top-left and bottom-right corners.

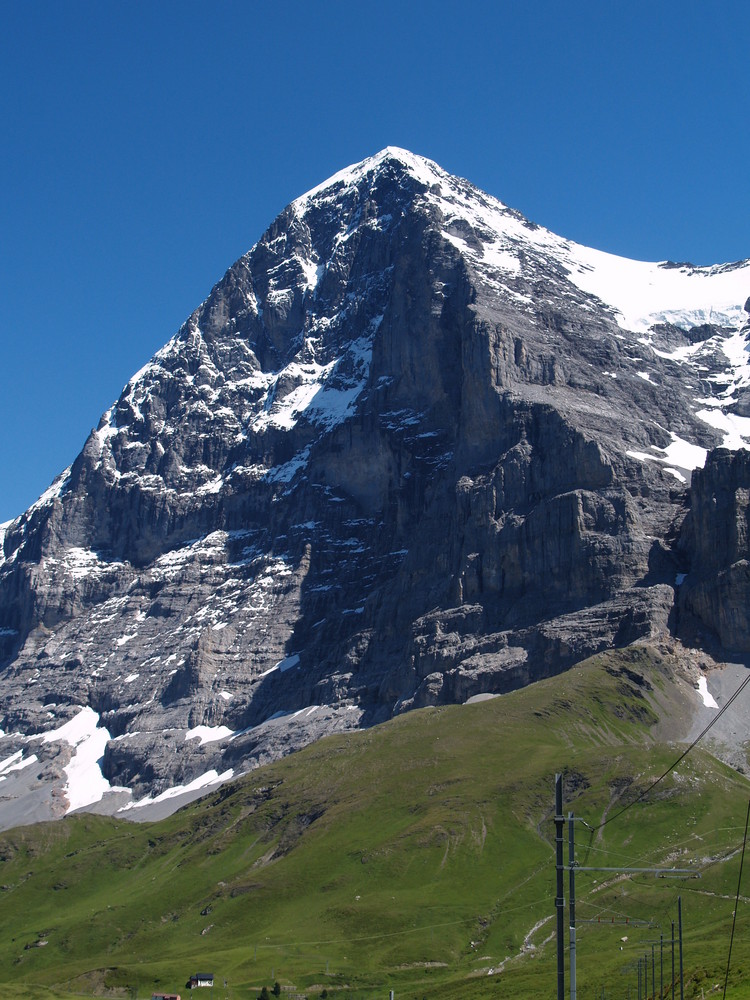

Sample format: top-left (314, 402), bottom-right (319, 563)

top-left (722, 798), bottom-right (750, 1000)
top-left (597, 669), bottom-right (750, 831)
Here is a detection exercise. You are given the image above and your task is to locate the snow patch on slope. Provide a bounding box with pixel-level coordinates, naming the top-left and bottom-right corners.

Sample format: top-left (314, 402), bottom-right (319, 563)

top-left (250, 323), bottom-right (381, 437)
top-left (40, 707), bottom-right (124, 812)
top-left (565, 251), bottom-right (749, 334)
top-left (0, 749), bottom-right (38, 778)
top-left (627, 434), bottom-right (709, 484)
top-left (697, 675), bottom-right (719, 709)
top-left (185, 724), bottom-right (234, 745)
top-left (117, 768), bottom-right (235, 813)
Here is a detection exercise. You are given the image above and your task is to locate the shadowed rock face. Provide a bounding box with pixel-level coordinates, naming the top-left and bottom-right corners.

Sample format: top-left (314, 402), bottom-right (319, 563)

top-left (679, 449), bottom-right (750, 651)
top-left (0, 148), bottom-right (748, 824)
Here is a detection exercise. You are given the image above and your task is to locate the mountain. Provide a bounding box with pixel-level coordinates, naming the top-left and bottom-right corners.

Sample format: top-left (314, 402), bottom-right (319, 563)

top-left (1, 147), bottom-right (749, 828)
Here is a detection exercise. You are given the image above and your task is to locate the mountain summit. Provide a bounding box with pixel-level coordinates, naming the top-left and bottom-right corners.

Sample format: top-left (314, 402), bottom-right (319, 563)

top-left (1, 149), bottom-right (749, 827)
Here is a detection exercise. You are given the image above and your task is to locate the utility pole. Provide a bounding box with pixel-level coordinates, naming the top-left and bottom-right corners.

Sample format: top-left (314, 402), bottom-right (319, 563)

top-left (569, 811), bottom-right (577, 1000)
top-left (671, 921), bottom-right (675, 999)
top-left (678, 897), bottom-right (684, 1000)
top-left (556, 774), bottom-right (566, 1000)
top-left (638, 958), bottom-right (643, 1000)
top-left (660, 934), bottom-right (664, 1000)
top-left (553, 777), bottom-right (695, 1000)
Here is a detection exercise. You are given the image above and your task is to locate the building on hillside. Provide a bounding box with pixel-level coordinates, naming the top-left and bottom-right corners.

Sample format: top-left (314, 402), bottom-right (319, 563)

top-left (187, 973), bottom-right (215, 988)
top-left (151, 994), bottom-right (181, 1000)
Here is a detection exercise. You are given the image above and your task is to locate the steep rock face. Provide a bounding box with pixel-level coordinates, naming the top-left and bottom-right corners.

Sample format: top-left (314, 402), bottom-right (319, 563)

top-left (679, 448), bottom-right (750, 650)
top-left (1, 148), bottom-right (749, 825)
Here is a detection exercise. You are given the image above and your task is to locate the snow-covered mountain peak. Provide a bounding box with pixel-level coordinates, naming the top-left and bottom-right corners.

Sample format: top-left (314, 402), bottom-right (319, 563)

top-left (293, 147), bottom-right (449, 213)
top-left (293, 148), bottom-right (750, 344)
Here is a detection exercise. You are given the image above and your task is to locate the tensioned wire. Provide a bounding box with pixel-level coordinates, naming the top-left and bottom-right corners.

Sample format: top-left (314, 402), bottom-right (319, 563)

top-left (722, 797), bottom-right (750, 1000)
top-left (595, 669), bottom-right (750, 833)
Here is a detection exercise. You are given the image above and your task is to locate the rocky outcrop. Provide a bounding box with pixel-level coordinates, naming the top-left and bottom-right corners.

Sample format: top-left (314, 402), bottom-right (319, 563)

top-left (0, 148), bottom-right (748, 825)
top-left (679, 448), bottom-right (750, 651)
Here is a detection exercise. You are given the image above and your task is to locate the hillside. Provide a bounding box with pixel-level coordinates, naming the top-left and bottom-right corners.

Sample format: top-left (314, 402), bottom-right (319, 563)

top-left (1, 645), bottom-right (749, 1000)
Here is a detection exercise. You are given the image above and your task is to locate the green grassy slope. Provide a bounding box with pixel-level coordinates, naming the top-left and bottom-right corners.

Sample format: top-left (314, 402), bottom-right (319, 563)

top-left (1, 646), bottom-right (749, 1000)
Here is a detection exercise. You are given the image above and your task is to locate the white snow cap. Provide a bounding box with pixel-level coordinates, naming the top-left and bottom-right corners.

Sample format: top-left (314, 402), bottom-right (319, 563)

top-left (297, 147), bottom-right (750, 335)
top-left (294, 147), bottom-right (446, 209)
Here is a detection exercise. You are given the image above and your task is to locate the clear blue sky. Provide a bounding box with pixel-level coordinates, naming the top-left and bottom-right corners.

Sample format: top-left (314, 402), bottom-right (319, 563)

top-left (2, 0), bottom-right (749, 523)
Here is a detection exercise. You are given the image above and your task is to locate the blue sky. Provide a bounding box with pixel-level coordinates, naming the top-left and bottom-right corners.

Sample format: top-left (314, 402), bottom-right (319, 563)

top-left (2, 0), bottom-right (749, 522)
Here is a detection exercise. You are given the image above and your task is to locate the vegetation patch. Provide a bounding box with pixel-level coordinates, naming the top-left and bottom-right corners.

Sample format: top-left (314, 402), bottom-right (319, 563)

top-left (0, 646), bottom-right (748, 1000)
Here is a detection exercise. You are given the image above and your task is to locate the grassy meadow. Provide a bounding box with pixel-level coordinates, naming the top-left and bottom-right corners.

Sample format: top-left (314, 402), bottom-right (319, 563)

top-left (0, 646), bottom-right (749, 1000)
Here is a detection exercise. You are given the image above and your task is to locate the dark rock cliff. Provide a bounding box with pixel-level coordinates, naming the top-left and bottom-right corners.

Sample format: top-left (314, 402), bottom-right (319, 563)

top-left (679, 449), bottom-right (750, 651)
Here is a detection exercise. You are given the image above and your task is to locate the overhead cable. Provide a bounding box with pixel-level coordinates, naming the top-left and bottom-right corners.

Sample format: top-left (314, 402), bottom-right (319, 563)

top-left (598, 669), bottom-right (750, 831)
